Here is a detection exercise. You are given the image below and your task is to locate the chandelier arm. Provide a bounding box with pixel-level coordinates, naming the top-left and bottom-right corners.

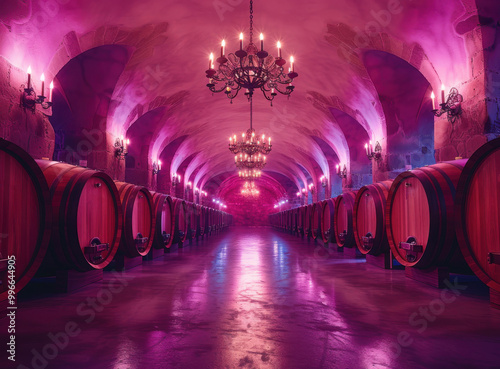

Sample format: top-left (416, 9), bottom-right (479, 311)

top-left (273, 84), bottom-right (292, 96)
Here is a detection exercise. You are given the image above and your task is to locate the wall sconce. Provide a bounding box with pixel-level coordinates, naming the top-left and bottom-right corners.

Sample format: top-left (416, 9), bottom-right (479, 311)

top-left (296, 191), bottom-right (300, 197)
top-left (308, 183), bottom-right (315, 194)
top-left (195, 187), bottom-right (199, 195)
top-left (114, 136), bottom-right (129, 159)
top-left (301, 188), bottom-right (307, 195)
top-left (186, 181), bottom-right (192, 190)
top-left (365, 141), bottom-right (382, 161)
top-left (336, 164), bottom-right (347, 179)
top-left (320, 175), bottom-right (327, 187)
top-left (431, 86), bottom-right (463, 123)
top-left (172, 173), bottom-right (181, 186)
top-left (21, 67), bottom-right (53, 113)
top-left (152, 160), bottom-right (162, 175)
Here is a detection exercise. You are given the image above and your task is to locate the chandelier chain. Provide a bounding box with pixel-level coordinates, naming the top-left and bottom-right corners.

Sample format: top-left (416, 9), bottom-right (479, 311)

top-left (249, 0), bottom-right (253, 44)
top-left (250, 97), bottom-right (253, 130)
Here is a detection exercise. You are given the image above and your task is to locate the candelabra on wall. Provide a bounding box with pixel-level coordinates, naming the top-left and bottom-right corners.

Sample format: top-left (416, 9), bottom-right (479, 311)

top-left (172, 173), bottom-right (181, 186)
top-left (114, 136), bottom-right (129, 159)
top-left (431, 85), bottom-right (463, 123)
top-left (152, 160), bottom-right (162, 175)
top-left (365, 141), bottom-right (382, 162)
top-left (336, 164), bottom-right (347, 179)
top-left (21, 67), bottom-right (54, 113)
top-left (320, 175), bottom-right (328, 188)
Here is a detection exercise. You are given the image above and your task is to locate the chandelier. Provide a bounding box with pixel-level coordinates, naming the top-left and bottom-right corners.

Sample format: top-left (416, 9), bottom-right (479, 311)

top-left (238, 169), bottom-right (262, 179)
top-left (229, 98), bottom-right (271, 160)
top-left (234, 152), bottom-right (266, 170)
top-left (205, 0), bottom-right (298, 104)
top-left (241, 181), bottom-right (260, 196)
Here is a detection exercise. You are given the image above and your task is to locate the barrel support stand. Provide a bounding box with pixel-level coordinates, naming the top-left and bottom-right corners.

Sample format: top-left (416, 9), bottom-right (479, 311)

top-left (56, 269), bottom-right (103, 292)
top-left (405, 266), bottom-right (449, 289)
top-left (144, 247), bottom-right (164, 260)
top-left (366, 251), bottom-right (398, 269)
top-left (342, 247), bottom-right (363, 259)
top-left (490, 289), bottom-right (500, 309)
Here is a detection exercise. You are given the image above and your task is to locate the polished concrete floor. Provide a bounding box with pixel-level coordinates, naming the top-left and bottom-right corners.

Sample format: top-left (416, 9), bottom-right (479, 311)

top-left (3, 227), bottom-right (500, 369)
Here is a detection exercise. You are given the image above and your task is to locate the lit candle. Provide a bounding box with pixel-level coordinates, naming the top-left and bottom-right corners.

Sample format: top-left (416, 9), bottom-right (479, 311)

top-left (271, 87), bottom-right (275, 94)
top-left (369, 140), bottom-right (373, 153)
top-left (120, 135), bottom-right (124, 147)
top-left (268, 137), bottom-right (271, 145)
top-left (209, 53), bottom-right (214, 69)
top-left (27, 66), bottom-right (32, 89)
top-left (235, 155), bottom-right (237, 163)
top-left (239, 33), bottom-right (243, 50)
top-left (263, 156), bottom-right (266, 161)
top-left (290, 56), bottom-right (294, 72)
top-left (336, 164), bottom-right (340, 175)
top-left (260, 33), bottom-right (264, 51)
top-left (40, 73), bottom-right (45, 97)
top-left (221, 40), bottom-right (225, 57)
top-left (233, 134), bottom-right (236, 141)
top-left (126, 138), bottom-right (130, 149)
top-left (158, 160), bottom-right (162, 170)
top-left (229, 136), bottom-right (232, 144)
top-left (441, 84), bottom-right (446, 105)
top-left (178, 174), bottom-right (181, 181)
top-left (365, 143), bottom-right (369, 157)
top-left (431, 91), bottom-right (436, 110)
top-left (262, 134), bottom-right (265, 140)
top-left (277, 41), bottom-right (282, 58)
top-left (49, 81), bottom-right (54, 102)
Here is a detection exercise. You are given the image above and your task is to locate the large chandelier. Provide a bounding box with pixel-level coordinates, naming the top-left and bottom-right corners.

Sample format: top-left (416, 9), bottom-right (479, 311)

top-left (241, 181), bottom-right (260, 196)
top-left (205, 0), bottom-right (298, 104)
top-left (239, 169), bottom-right (262, 179)
top-left (229, 98), bottom-right (271, 158)
top-left (234, 152), bottom-right (266, 170)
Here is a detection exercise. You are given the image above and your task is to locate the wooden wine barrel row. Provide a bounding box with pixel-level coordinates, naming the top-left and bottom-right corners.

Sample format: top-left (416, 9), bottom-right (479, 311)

top-left (455, 137), bottom-right (500, 297)
top-left (173, 198), bottom-right (188, 244)
top-left (333, 191), bottom-right (357, 248)
top-left (298, 206), bottom-right (306, 235)
top-left (0, 139), bottom-right (52, 303)
top-left (199, 205), bottom-right (206, 237)
top-left (311, 202), bottom-right (322, 240)
top-left (35, 161), bottom-right (123, 271)
top-left (386, 160), bottom-right (469, 270)
top-left (115, 182), bottom-right (154, 258)
top-left (304, 204), bottom-right (313, 236)
top-left (150, 192), bottom-right (174, 249)
top-left (321, 198), bottom-right (336, 243)
top-left (353, 181), bottom-right (393, 256)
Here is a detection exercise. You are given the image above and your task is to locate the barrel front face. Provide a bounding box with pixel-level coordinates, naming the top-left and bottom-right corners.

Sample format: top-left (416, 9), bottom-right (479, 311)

top-left (76, 176), bottom-right (120, 267)
top-left (354, 181), bottom-right (393, 255)
top-left (0, 141), bottom-right (51, 300)
top-left (311, 202), bottom-right (321, 239)
top-left (456, 139), bottom-right (500, 291)
top-left (152, 193), bottom-right (173, 249)
top-left (333, 192), bottom-right (356, 248)
top-left (321, 199), bottom-right (335, 243)
top-left (388, 176), bottom-right (430, 266)
top-left (174, 199), bottom-right (188, 243)
top-left (132, 188), bottom-right (154, 256)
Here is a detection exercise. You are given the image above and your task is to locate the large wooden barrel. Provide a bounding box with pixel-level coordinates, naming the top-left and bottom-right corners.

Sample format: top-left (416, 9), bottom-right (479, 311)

top-left (187, 202), bottom-right (197, 239)
top-left (304, 204), bottom-right (313, 236)
top-left (333, 191), bottom-right (357, 248)
top-left (0, 139), bottom-right (52, 302)
top-left (199, 205), bottom-right (206, 236)
top-left (36, 161), bottom-right (122, 271)
top-left (311, 202), bottom-right (322, 240)
top-left (455, 138), bottom-right (500, 295)
top-left (291, 207), bottom-right (298, 233)
top-left (353, 181), bottom-right (393, 255)
top-left (386, 160), bottom-right (468, 269)
top-left (298, 206), bottom-right (306, 235)
top-left (173, 198), bottom-right (188, 243)
top-left (115, 182), bottom-right (154, 258)
top-left (208, 208), bottom-right (215, 234)
top-left (151, 192), bottom-right (174, 249)
top-left (320, 198), bottom-right (336, 243)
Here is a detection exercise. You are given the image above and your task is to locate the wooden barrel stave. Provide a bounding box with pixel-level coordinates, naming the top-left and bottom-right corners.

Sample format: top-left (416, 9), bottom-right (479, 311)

top-left (151, 192), bottom-right (174, 249)
top-left (38, 161), bottom-right (122, 271)
top-left (115, 182), bottom-right (154, 258)
top-left (455, 138), bottom-right (500, 292)
top-left (321, 198), bottom-right (336, 243)
top-left (173, 198), bottom-right (188, 243)
top-left (386, 160), bottom-right (468, 269)
top-left (353, 181), bottom-right (392, 255)
top-left (0, 139), bottom-right (52, 301)
top-left (333, 192), bottom-right (357, 248)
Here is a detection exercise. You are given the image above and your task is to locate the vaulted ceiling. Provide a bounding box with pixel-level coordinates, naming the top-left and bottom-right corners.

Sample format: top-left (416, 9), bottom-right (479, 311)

top-left (0, 0), bottom-right (488, 202)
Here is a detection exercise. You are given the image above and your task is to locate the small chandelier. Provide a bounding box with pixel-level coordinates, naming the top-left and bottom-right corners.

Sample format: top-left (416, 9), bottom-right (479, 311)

top-left (241, 181), bottom-right (260, 196)
top-left (229, 98), bottom-right (271, 157)
top-left (238, 169), bottom-right (262, 179)
top-left (234, 152), bottom-right (266, 170)
top-left (206, 0), bottom-right (298, 104)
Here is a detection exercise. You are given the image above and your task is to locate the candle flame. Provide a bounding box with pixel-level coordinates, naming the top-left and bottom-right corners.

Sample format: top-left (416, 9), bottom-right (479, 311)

top-left (260, 33), bottom-right (264, 40)
top-left (290, 56), bottom-right (294, 63)
top-left (50, 81), bottom-right (54, 89)
top-left (209, 53), bottom-right (214, 61)
top-left (441, 84), bottom-right (445, 91)
top-left (277, 41), bottom-right (281, 48)
top-left (239, 33), bottom-right (243, 40)
top-left (40, 73), bottom-right (45, 81)
top-left (431, 91), bottom-right (435, 99)
top-left (27, 65), bottom-right (32, 74)
top-left (221, 39), bottom-right (225, 47)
